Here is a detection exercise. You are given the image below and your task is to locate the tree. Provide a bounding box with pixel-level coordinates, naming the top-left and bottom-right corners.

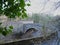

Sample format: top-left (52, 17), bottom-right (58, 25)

top-left (0, 0), bottom-right (30, 36)
top-left (32, 13), bottom-right (40, 23)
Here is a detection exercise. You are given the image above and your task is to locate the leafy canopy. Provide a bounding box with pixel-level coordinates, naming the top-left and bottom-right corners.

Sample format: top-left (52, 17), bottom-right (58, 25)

top-left (0, 0), bottom-right (30, 36)
top-left (0, 0), bottom-right (30, 18)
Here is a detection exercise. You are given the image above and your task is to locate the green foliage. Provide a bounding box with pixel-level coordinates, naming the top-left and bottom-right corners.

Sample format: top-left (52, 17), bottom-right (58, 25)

top-left (0, 0), bottom-right (30, 18)
top-left (27, 3), bottom-right (30, 6)
top-left (0, 0), bottom-right (30, 36)
top-left (0, 23), bottom-right (13, 36)
top-left (9, 26), bottom-right (13, 29)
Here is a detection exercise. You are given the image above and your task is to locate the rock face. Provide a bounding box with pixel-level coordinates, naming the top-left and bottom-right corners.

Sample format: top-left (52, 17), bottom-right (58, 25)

top-left (0, 23), bottom-right (43, 42)
top-left (23, 23), bottom-right (43, 33)
top-left (0, 21), bottom-right (58, 45)
top-left (1, 31), bottom-right (58, 45)
top-left (21, 28), bottom-right (37, 38)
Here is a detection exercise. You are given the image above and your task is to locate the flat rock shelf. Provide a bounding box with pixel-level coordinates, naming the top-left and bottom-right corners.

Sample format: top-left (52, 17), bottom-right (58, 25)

top-left (0, 30), bottom-right (57, 45)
